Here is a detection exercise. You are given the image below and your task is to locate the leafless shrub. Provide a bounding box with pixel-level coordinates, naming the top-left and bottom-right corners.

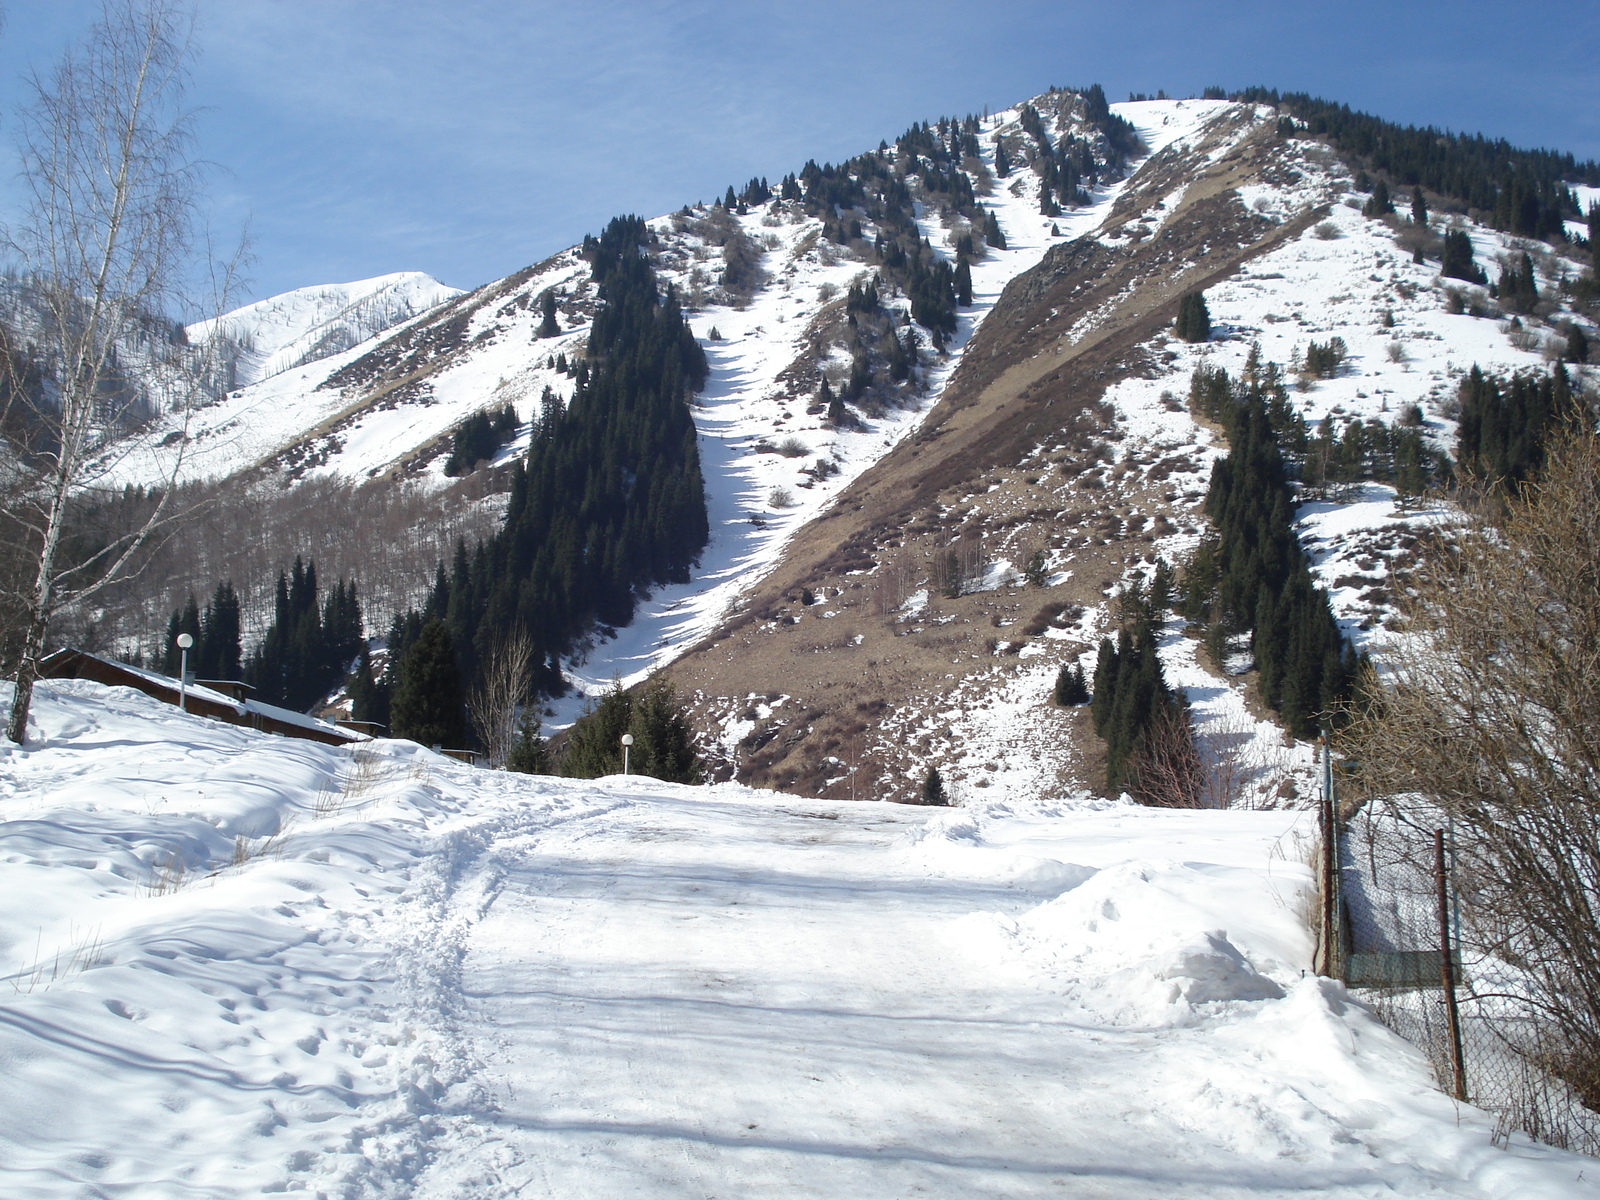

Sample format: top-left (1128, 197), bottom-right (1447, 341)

top-left (9, 926), bottom-right (106, 993)
top-left (342, 743), bottom-right (387, 801)
top-left (468, 629), bottom-right (535, 767)
top-left (1198, 711), bottom-right (1298, 809)
top-left (1314, 221), bottom-right (1341, 240)
top-left (929, 529), bottom-right (985, 598)
top-left (806, 456), bottom-right (840, 481)
top-left (868, 550), bottom-right (916, 617)
top-left (144, 851), bottom-right (187, 896)
top-left (767, 486), bottom-right (794, 509)
top-left (1339, 427), bottom-right (1600, 1102)
top-left (776, 436), bottom-right (809, 458)
top-left (230, 816), bottom-right (293, 868)
top-left (311, 778), bottom-right (345, 819)
top-left (1136, 700), bottom-right (1204, 808)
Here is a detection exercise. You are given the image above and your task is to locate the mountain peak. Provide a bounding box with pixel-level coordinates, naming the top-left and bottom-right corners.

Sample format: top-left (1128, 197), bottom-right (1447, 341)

top-left (188, 271), bottom-right (462, 389)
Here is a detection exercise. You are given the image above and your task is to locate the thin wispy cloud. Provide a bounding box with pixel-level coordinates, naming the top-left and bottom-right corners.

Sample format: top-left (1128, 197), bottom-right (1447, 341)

top-left (2, 0), bottom-right (1594, 303)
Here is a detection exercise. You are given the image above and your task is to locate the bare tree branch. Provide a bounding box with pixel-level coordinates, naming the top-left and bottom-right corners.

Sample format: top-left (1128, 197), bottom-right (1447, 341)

top-left (2, 0), bottom-right (245, 742)
top-left (1339, 423), bottom-right (1600, 1100)
top-left (468, 629), bottom-right (535, 767)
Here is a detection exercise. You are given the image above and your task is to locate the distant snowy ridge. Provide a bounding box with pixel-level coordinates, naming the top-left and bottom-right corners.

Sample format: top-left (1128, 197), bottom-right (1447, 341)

top-left (188, 271), bottom-right (461, 389)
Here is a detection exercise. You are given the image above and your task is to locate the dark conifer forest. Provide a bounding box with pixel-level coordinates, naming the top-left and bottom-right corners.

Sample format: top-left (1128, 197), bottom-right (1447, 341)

top-left (1181, 354), bottom-right (1361, 740)
top-left (238, 559), bottom-right (364, 711)
top-left (1455, 363), bottom-right (1578, 487)
top-left (371, 215), bottom-right (710, 734)
top-left (1233, 87), bottom-right (1599, 240)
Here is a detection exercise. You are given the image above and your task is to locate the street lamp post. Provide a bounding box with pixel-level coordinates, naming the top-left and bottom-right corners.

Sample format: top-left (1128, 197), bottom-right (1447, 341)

top-left (620, 732), bottom-right (633, 776)
top-left (175, 632), bottom-right (193, 713)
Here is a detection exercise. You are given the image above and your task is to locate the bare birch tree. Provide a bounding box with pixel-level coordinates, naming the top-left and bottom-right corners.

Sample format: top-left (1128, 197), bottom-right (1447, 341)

top-left (2, 0), bottom-right (240, 743)
top-left (468, 629), bottom-right (536, 766)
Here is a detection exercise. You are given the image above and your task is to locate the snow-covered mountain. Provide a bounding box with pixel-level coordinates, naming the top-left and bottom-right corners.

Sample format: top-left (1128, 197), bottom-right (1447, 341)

top-left (189, 271), bottom-right (461, 390)
top-left (100, 91), bottom-right (1598, 810)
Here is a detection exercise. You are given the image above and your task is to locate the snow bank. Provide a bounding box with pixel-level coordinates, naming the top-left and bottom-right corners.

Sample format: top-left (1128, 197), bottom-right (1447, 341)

top-left (4, 684), bottom-right (1597, 1195)
top-left (0, 678), bottom-right (618, 1195)
top-left (907, 796), bottom-right (1313, 1024)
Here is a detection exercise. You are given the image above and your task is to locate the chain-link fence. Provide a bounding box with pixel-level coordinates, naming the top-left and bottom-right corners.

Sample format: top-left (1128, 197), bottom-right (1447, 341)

top-left (1333, 803), bottom-right (1600, 1156)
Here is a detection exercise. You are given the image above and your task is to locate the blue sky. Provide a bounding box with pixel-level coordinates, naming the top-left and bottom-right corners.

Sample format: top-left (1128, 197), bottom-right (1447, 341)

top-left (2, 1), bottom-right (1597, 309)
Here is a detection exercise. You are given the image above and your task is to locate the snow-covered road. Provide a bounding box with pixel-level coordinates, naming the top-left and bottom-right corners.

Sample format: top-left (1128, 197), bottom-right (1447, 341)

top-left (431, 790), bottom-right (1110, 1196)
top-left (3, 682), bottom-right (1596, 1197)
top-left (414, 786), bottom-right (1593, 1199)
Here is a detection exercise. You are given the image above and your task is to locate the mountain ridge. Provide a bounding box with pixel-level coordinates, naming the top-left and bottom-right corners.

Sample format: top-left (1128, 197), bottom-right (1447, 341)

top-left (189, 270), bottom-right (462, 391)
top-left (63, 88), bottom-right (1600, 810)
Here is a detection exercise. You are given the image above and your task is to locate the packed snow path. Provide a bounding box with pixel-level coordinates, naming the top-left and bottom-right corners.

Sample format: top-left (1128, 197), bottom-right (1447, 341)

top-left (441, 793), bottom-right (1122, 1196)
top-left (3, 682), bottom-right (1596, 1197)
top-left (416, 789), bottom-right (1591, 1199)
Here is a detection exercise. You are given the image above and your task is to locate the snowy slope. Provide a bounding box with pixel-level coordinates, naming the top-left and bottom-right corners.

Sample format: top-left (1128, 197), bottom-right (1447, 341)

top-left (3, 680), bottom-right (1595, 1197)
top-left (189, 272), bottom-right (462, 389)
top-left (123, 98), bottom-right (1207, 500)
top-left (838, 99), bottom-right (1599, 809)
top-left (550, 98), bottom-right (1238, 719)
top-left (97, 93), bottom-right (1597, 780)
top-left (1075, 118), bottom-right (1597, 796)
top-left (105, 94), bottom-right (1239, 705)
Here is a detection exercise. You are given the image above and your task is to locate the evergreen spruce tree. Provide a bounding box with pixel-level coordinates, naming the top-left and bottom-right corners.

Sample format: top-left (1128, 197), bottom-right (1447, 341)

top-left (627, 673), bottom-right (700, 783)
top-left (161, 609), bottom-right (181, 674)
top-left (1441, 229), bottom-right (1486, 284)
top-left (349, 644), bottom-right (388, 728)
top-left (538, 289), bottom-right (560, 338)
top-left (389, 619), bottom-right (466, 748)
top-left (953, 257), bottom-right (972, 306)
top-left (163, 596), bottom-right (202, 675)
top-left (197, 581), bottom-right (242, 680)
top-left (1410, 186), bottom-right (1427, 225)
top-left (1567, 323), bottom-right (1590, 365)
top-left (562, 682), bottom-right (632, 778)
top-left (983, 210), bottom-right (1006, 250)
top-left (920, 764), bottom-right (949, 806)
top-left (1175, 291), bottom-right (1211, 343)
top-left (1089, 636), bottom-right (1117, 732)
top-left (1194, 364), bottom-right (1357, 738)
top-left (1456, 363), bottom-right (1575, 485)
top-left (505, 712), bottom-right (549, 774)
top-left (887, 327), bottom-right (911, 383)
top-left (821, 377), bottom-right (846, 426)
top-left (1362, 177), bottom-right (1394, 217)
top-left (1054, 662), bottom-right (1089, 706)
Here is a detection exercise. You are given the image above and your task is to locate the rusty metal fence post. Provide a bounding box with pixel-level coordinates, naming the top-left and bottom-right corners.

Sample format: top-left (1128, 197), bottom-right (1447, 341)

top-left (1318, 738), bottom-right (1339, 977)
top-left (1434, 828), bottom-right (1468, 1101)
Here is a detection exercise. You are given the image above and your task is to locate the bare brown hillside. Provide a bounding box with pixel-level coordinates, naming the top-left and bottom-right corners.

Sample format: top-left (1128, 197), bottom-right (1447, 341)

top-left (665, 106), bottom-right (1333, 803)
